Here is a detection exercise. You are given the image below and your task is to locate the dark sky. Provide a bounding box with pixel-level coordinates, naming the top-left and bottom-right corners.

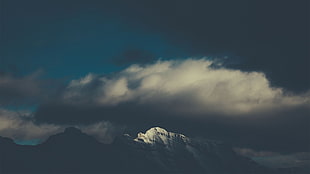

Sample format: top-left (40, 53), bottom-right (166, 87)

top-left (1, 0), bottom-right (309, 91)
top-left (0, 0), bottom-right (309, 154)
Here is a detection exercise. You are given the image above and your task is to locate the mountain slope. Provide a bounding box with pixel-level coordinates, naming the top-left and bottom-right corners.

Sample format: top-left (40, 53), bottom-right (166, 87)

top-left (115, 127), bottom-right (272, 174)
top-left (1, 127), bottom-right (274, 174)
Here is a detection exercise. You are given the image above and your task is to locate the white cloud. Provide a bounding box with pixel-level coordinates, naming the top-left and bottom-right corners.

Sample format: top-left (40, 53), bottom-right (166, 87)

top-left (62, 58), bottom-right (310, 115)
top-left (0, 109), bottom-right (63, 140)
top-left (0, 109), bottom-right (119, 143)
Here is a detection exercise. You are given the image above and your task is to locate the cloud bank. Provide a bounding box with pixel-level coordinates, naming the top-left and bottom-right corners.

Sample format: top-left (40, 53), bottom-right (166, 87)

top-left (0, 71), bottom-right (58, 106)
top-left (234, 148), bottom-right (310, 169)
top-left (2, 58), bottom-right (309, 152)
top-left (0, 109), bottom-right (62, 140)
top-left (62, 58), bottom-right (309, 115)
top-left (0, 109), bottom-right (119, 143)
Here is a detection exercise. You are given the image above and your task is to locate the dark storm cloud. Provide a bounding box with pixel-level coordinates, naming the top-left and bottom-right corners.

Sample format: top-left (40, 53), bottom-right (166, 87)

top-left (0, 69), bottom-right (66, 106)
top-left (2, 0), bottom-right (308, 92)
top-left (0, 71), bottom-right (47, 105)
top-left (34, 97), bottom-right (310, 153)
top-left (109, 0), bottom-right (310, 92)
top-left (33, 59), bottom-right (310, 153)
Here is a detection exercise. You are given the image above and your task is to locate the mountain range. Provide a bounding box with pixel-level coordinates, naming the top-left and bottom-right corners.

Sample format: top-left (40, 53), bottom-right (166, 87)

top-left (0, 127), bottom-right (281, 174)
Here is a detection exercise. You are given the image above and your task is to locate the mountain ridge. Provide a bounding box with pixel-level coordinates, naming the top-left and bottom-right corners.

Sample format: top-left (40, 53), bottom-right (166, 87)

top-left (0, 126), bottom-right (275, 174)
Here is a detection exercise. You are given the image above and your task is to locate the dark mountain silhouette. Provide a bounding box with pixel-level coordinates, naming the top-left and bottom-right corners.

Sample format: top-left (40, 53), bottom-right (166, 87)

top-left (1, 127), bottom-right (276, 174)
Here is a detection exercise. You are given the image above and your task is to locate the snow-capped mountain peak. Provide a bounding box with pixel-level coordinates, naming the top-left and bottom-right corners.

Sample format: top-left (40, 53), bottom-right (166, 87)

top-left (126, 127), bottom-right (268, 173)
top-left (134, 127), bottom-right (189, 147)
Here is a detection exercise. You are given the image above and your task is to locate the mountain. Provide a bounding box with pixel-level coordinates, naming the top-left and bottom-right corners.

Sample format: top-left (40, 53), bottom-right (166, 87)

top-left (0, 127), bottom-right (275, 174)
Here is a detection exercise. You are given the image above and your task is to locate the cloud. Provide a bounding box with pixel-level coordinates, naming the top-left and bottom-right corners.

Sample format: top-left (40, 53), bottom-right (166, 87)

top-left (0, 108), bottom-right (62, 140)
top-left (0, 109), bottom-right (120, 143)
top-left (0, 71), bottom-right (56, 106)
top-left (234, 148), bottom-right (280, 157)
top-left (78, 122), bottom-right (124, 143)
top-left (235, 148), bottom-right (310, 169)
top-left (109, 0), bottom-right (310, 92)
top-left (33, 58), bottom-right (310, 152)
top-left (62, 58), bottom-right (309, 115)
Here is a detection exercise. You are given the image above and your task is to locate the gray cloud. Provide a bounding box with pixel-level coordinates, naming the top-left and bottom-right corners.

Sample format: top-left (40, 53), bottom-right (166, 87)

top-left (0, 108), bottom-right (63, 140)
top-left (78, 121), bottom-right (125, 143)
top-left (0, 71), bottom-right (56, 106)
top-left (235, 148), bottom-right (310, 169)
top-left (234, 148), bottom-right (280, 157)
top-left (0, 108), bottom-right (121, 143)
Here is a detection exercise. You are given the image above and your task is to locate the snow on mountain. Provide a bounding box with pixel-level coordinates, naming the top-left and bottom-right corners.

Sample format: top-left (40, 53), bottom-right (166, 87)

top-left (134, 127), bottom-right (189, 146)
top-left (119, 127), bottom-right (270, 173)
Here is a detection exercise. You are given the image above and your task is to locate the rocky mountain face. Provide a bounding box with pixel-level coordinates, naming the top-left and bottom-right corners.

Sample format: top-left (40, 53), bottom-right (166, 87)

top-left (0, 127), bottom-right (274, 174)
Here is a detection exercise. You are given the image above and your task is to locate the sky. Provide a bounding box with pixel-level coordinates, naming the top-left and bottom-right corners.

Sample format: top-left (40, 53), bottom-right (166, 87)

top-left (0, 0), bottom-right (309, 164)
